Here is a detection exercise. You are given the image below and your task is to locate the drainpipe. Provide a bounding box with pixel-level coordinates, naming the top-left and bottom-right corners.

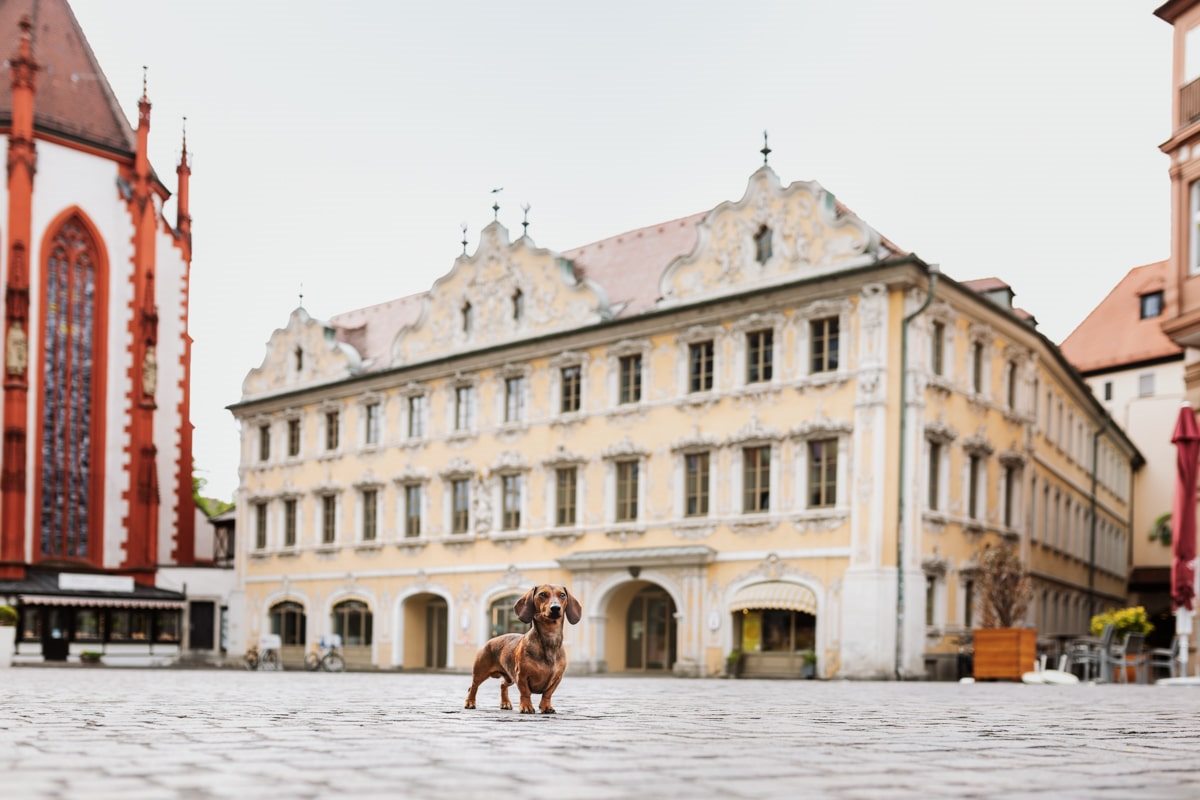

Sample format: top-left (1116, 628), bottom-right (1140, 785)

top-left (896, 264), bottom-right (938, 680)
top-left (1088, 420), bottom-right (1112, 620)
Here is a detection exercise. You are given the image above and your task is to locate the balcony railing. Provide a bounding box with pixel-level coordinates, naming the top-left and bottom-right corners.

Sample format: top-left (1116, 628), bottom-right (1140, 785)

top-left (1182, 76), bottom-right (1200, 128)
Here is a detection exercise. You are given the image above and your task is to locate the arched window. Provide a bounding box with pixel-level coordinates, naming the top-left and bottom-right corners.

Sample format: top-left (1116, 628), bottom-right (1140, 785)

top-left (461, 302), bottom-right (473, 334)
top-left (753, 225), bottom-right (772, 264)
top-left (39, 214), bottom-right (106, 560)
top-left (270, 601), bottom-right (306, 646)
top-left (489, 594), bottom-right (528, 638)
top-left (332, 600), bottom-right (373, 646)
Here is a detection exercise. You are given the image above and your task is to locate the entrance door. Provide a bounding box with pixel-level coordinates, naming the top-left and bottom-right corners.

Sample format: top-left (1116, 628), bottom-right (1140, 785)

top-left (42, 608), bottom-right (69, 661)
top-left (425, 600), bottom-right (448, 668)
top-left (188, 601), bottom-right (215, 651)
top-left (625, 587), bottom-right (677, 671)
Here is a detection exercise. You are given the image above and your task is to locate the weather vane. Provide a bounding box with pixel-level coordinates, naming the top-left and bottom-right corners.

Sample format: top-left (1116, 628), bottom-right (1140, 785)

top-left (521, 203), bottom-right (531, 237)
top-left (760, 130), bottom-right (771, 165)
top-left (490, 187), bottom-right (503, 221)
top-left (298, 282), bottom-right (304, 309)
top-left (460, 222), bottom-right (468, 255)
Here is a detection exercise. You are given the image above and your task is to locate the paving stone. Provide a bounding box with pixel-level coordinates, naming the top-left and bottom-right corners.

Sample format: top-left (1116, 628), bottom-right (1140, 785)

top-left (2, 671), bottom-right (1199, 798)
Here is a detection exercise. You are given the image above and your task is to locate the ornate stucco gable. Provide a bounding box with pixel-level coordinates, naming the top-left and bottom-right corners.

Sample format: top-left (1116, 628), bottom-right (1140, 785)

top-left (241, 308), bottom-right (363, 400)
top-left (657, 166), bottom-right (885, 306)
top-left (390, 221), bottom-right (612, 366)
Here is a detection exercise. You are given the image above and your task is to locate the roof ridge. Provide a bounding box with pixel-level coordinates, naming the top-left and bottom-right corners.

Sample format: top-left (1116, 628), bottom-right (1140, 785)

top-left (563, 210), bottom-right (709, 255)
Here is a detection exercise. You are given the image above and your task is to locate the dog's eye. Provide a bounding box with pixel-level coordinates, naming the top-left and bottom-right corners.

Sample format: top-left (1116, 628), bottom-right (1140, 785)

top-left (538, 592), bottom-right (548, 599)
top-left (558, 593), bottom-right (566, 599)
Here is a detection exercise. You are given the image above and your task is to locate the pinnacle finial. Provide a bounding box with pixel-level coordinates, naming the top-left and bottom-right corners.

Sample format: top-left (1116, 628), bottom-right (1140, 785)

top-left (760, 130), bottom-right (771, 166)
top-left (298, 282), bottom-right (304, 309)
top-left (142, 65), bottom-right (148, 99)
top-left (180, 115), bottom-right (188, 160)
top-left (460, 222), bottom-right (468, 255)
top-left (490, 187), bottom-right (503, 221)
top-left (18, 14), bottom-right (31, 37)
top-left (521, 203), bottom-right (531, 237)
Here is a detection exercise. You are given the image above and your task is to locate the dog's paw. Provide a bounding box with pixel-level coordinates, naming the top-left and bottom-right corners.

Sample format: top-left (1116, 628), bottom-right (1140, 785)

top-left (519, 705), bottom-right (535, 714)
top-left (500, 701), bottom-right (512, 710)
top-left (540, 707), bottom-right (556, 714)
top-left (464, 700), bottom-right (476, 709)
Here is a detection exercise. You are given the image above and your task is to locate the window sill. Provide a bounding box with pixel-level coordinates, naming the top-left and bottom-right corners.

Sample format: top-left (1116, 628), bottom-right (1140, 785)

top-left (317, 451), bottom-right (343, 463)
top-left (314, 544), bottom-right (339, 554)
top-left (354, 541), bottom-right (383, 551)
top-left (604, 525), bottom-right (645, 543)
top-left (608, 402), bottom-right (647, 417)
top-left (798, 371), bottom-right (850, 390)
top-left (249, 550), bottom-right (269, 560)
top-left (551, 412), bottom-right (586, 427)
top-left (926, 375), bottom-right (953, 394)
top-left (400, 438), bottom-right (429, 450)
top-left (678, 391), bottom-right (719, 408)
top-left (546, 528), bottom-right (584, 545)
top-left (497, 422), bottom-right (530, 435)
top-left (447, 431), bottom-right (477, 443)
top-left (790, 509), bottom-right (848, 532)
top-left (734, 381), bottom-right (782, 398)
top-left (277, 548), bottom-right (300, 558)
top-left (673, 519), bottom-right (716, 540)
top-left (396, 537), bottom-right (429, 550)
top-left (731, 515), bottom-right (777, 534)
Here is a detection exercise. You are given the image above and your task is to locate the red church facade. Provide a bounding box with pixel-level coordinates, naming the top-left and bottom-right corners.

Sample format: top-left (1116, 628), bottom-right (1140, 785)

top-left (0, 1), bottom-right (200, 661)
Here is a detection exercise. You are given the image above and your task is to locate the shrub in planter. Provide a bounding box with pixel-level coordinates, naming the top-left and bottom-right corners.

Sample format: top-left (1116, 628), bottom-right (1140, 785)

top-left (725, 648), bottom-right (742, 678)
top-left (80, 651), bottom-right (102, 665)
top-left (0, 604), bottom-right (16, 627)
top-left (0, 604), bottom-right (16, 670)
top-left (800, 649), bottom-right (817, 679)
top-left (973, 544), bottom-right (1035, 681)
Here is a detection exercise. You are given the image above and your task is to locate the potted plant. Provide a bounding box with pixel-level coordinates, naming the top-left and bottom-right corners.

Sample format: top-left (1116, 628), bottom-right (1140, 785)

top-left (800, 649), bottom-right (817, 679)
top-left (972, 544), bottom-right (1035, 681)
top-left (1090, 606), bottom-right (1154, 681)
top-left (725, 648), bottom-right (742, 678)
top-left (0, 604), bottom-right (16, 669)
top-left (80, 650), bottom-right (102, 666)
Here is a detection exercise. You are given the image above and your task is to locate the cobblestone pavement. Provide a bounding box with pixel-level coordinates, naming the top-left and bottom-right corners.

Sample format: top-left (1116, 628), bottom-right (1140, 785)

top-left (3, 670), bottom-right (1200, 799)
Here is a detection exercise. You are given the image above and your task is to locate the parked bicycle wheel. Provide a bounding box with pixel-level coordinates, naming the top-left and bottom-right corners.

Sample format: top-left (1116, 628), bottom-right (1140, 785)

top-left (322, 652), bottom-right (345, 673)
top-left (305, 652), bottom-right (321, 671)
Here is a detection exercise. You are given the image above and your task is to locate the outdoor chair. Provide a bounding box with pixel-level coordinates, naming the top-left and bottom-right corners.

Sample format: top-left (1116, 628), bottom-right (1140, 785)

top-left (1149, 636), bottom-right (1184, 680)
top-left (1067, 624), bottom-right (1114, 682)
top-left (1112, 632), bottom-right (1148, 684)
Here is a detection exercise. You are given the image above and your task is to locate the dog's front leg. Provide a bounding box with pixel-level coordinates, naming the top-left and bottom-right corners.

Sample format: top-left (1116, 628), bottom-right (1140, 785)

top-left (539, 670), bottom-right (564, 714)
top-left (517, 676), bottom-right (536, 714)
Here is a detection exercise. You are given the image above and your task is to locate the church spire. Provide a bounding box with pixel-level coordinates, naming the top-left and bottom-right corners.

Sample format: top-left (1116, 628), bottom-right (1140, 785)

top-left (176, 116), bottom-right (191, 245)
top-left (135, 66), bottom-right (151, 182)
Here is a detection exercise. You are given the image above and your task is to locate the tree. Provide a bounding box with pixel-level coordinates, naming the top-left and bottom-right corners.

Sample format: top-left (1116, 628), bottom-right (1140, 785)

top-left (977, 543), bottom-right (1032, 629)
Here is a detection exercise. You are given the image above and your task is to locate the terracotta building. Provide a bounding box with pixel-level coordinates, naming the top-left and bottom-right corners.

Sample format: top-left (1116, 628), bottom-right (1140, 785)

top-left (231, 154), bottom-right (1140, 679)
top-left (1062, 261), bottom-right (1183, 645)
top-left (0, 1), bottom-right (214, 664)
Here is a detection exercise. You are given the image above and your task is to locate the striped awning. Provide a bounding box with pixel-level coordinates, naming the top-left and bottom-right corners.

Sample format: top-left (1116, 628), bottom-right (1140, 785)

top-left (730, 582), bottom-right (817, 614)
top-left (19, 594), bottom-right (185, 610)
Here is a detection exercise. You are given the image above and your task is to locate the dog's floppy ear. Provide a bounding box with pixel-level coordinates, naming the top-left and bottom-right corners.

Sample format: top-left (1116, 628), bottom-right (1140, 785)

top-left (514, 586), bottom-right (538, 624)
top-left (564, 586), bottom-right (582, 625)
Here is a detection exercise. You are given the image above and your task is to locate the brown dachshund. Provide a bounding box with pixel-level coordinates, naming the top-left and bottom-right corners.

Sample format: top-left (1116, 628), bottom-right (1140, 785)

top-left (464, 584), bottom-right (582, 714)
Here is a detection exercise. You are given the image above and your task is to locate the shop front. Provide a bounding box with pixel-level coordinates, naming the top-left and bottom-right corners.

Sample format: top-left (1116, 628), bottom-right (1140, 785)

top-left (1, 570), bottom-right (186, 665)
top-left (730, 581), bottom-right (818, 678)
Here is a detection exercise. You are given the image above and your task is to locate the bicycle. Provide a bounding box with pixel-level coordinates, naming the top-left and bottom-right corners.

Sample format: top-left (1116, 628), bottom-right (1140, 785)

top-left (245, 635), bottom-right (284, 671)
top-left (305, 634), bottom-right (345, 672)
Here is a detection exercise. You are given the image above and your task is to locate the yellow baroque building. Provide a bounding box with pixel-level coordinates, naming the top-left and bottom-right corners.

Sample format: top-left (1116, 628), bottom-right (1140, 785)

top-left (230, 165), bottom-right (1140, 679)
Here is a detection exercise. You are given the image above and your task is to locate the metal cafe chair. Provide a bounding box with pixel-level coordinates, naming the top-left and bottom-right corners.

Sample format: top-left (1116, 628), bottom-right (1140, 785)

top-left (1149, 636), bottom-right (1184, 681)
top-left (1112, 632), bottom-right (1148, 684)
top-left (1067, 624), bottom-right (1114, 682)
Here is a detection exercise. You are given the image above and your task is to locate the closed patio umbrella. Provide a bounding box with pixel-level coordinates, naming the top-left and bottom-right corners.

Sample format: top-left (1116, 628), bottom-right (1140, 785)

top-left (1171, 402), bottom-right (1200, 677)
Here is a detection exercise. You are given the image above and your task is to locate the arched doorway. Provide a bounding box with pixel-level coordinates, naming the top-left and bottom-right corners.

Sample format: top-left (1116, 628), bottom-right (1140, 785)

top-left (269, 600), bottom-right (307, 668)
top-left (730, 581), bottom-right (818, 678)
top-left (601, 581), bottom-right (677, 673)
top-left (401, 593), bottom-right (448, 669)
top-left (488, 594), bottom-right (528, 639)
top-left (331, 600), bottom-right (373, 669)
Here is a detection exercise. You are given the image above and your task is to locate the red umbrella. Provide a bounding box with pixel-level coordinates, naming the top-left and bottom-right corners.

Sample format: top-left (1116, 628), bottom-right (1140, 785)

top-left (1172, 403), bottom-right (1200, 612)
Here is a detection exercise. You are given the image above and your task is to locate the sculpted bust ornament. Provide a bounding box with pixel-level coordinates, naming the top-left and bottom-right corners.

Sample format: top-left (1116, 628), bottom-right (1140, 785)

top-left (142, 345), bottom-right (157, 397)
top-left (5, 322), bottom-right (27, 376)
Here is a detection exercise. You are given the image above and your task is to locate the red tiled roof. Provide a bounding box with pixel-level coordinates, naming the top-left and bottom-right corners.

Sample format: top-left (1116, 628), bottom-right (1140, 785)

top-left (563, 212), bottom-right (706, 316)
top-left (1060, 261), bottom-right (1181, 374)
top-left (0, 0), bottom-right (136, 155)
top-left (326, 190), bottom-right (906, 367)
top-left (961, 277), bottom-right (1011, 294)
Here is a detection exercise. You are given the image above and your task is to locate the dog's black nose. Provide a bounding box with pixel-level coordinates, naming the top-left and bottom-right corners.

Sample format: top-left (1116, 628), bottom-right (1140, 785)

top-left (549, 605), bottom-right (562, 617)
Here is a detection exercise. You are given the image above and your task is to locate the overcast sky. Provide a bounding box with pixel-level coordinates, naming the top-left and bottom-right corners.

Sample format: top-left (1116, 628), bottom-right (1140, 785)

top-left (72, 1), bottom-right (1171, 501)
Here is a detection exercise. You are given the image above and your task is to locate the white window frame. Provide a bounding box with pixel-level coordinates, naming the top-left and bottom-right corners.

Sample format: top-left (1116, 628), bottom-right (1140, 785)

top-left (606, 338), bottom-right (651, 410)
top-left (732, 312), bottom-right (784, 388)
top-left (549, 351), bottom-right (588, 418)
top-left (794, 299), bottom-right (852, 384)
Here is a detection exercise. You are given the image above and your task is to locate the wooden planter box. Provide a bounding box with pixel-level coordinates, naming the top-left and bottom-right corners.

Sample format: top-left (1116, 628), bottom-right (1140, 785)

top-left (973, 628), bottom-right (1036, 681)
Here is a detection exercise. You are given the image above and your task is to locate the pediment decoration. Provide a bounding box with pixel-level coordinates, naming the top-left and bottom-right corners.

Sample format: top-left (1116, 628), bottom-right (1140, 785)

top-left (659, 166), bottom-right (883, 306)
top-left (670, 428), bottom-right (722, 452)
top-left (601, 437), bottom-right (649, 460)
top-left (491, 450), bottom-right (529, 474)
top-left (607, 338), bottom-right (651, 358)
top-left (924, 419), bottom-right (958, 444)
top-left (998, 448), bottom-right (1027, 467)
top-left (791, 417), bottom-right (852, 440)
top-left (439, 457), bottom-right (475, 479)
top-left (726, 414), bottom-right (783, 445)
top-left (394, 465), bottom-right (431, 484)
top-left (542, 446), bottom-right (587, 467)
top-left (962, 431), bottom-right (995, 456)
top-left (242, 308), bottom-right (363, 401)
top-left (391, 222), bottom-right (611, 366)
